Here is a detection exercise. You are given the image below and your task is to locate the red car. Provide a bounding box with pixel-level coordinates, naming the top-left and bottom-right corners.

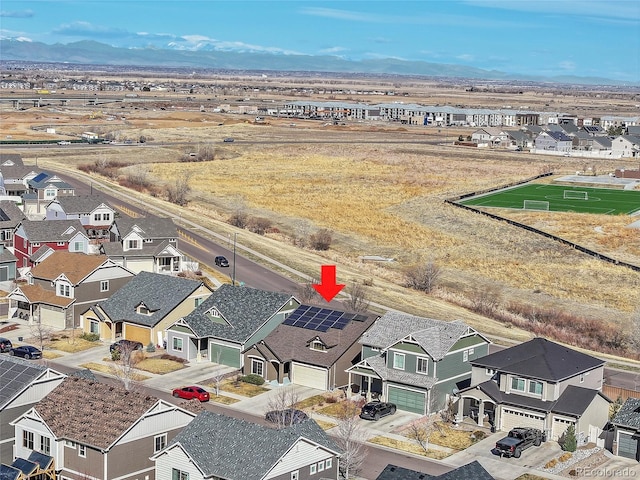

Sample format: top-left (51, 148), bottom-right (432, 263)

top-left (172, 386), bottom-right (210, 402)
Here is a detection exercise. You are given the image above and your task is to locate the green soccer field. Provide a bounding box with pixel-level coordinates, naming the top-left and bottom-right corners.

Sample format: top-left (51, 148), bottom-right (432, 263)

top-left (459, 184), bottom-right (640, 215)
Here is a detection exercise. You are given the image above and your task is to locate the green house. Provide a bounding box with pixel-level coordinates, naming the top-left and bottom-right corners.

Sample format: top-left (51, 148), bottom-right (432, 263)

top-left (346, 312), bottom-right (490, 415)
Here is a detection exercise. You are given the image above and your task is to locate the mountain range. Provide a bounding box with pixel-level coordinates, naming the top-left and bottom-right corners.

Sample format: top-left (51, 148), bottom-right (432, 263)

top-left (0, 39), bottom-right (632, 86)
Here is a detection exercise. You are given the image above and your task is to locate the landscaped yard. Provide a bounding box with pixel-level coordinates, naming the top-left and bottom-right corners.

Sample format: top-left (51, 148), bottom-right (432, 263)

top-left (47, 336), bottom-right (101, 353)
top-left (209, 394), bottom-right (239, 405)
top-left (368, 435), bottom-right (451, 460)
top-left (135, 357), bottom-right (185, 374)
top-left (403, 422), bottom-right (485, 450)
top-left (79, 362), bottom-right (150, 381)
top-left (212, 378), bottom-right (269, 397)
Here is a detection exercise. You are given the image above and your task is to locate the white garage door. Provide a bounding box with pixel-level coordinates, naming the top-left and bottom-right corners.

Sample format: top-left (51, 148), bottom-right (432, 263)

top-left (552, 417), bottom-right (575, 441)
top-left (292, 363), bottom-right (327, 390)
top-left (501, 408), bottom-right (545, 432)
top-left (41, 307), bottom-right (66, 330)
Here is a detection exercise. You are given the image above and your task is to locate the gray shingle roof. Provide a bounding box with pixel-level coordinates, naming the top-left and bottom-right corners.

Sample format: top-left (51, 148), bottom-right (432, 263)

top-left (113, 215), bottom-right (177, 240)
top-left (365, 355), bottom-right (436, 389)
top-left (100, 239), bottom-right (177, 258)
top-left (552, 385), bottom-right (604, 417)
top-left (0, 153), bottom-right (24, 167)
top-left (28, 173), bottom-right (74, 190)
top-left (97, 271), bottom-right (202, 327)
top-left (0, 200), bottom-right (25, 229)
top-left (471, 337), bottom-right (604, 382)
top-left (49, 195), bottom-right (112, 214)
top-left (19, 219), bottom-right (86, 242)
top-left (180, 284), bottom-right (294, 342)
top-left (168, 411), bottom-right (339, 480)
top-left (0, 355), bottom-right (56, 410)
top-left (612, 398), bottom-right (640, 430)
top-left (359, 312), bottom-right (470, 360)
top-left (376, 461), bottom-right (494, 480)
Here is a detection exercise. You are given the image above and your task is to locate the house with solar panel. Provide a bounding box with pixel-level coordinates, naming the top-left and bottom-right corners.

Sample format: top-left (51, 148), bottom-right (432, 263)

top-left (533, 131), bottom-right (573, 153)
top-left (0, 355), bottom-right (65, 464)
top-left (23, 172), bottom-right (75, 218)
top-left (166, 284), bottom-right (299, 369)
top-left (346, 312), bottom-right (490, 414)
top-left (242, 305), bottom-right (378, 390)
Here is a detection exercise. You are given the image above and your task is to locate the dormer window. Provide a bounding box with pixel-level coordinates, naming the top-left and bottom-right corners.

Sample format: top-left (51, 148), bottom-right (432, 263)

top-left (310, 340), bottom-right (326, 352)
top-left (208, 308), bottom-right (220, 318)
top-left (58, 283), bottom-right (70, 297)
top-left (127, 239), bottom-right (140, 249)
top-left (137, 304), bottom-right (152, 315)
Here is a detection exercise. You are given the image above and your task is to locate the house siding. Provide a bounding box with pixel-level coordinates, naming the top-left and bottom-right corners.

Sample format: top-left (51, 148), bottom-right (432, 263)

top-left (244, 304), bottom-right (298, 348)
top-left (265, 440), bottom-right (337, 479)
top-left (0, 404), bottom-right (33, 463)
top-left (61, 443), bottom-right (103, 480)
top-left (155, 446), bottom-right (203, 480)
top-left (361, 345), bottom-right (380, 360)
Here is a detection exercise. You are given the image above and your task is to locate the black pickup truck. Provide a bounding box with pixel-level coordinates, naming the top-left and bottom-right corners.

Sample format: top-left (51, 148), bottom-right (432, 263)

top-left (495, 427), bottom-right (544, 458)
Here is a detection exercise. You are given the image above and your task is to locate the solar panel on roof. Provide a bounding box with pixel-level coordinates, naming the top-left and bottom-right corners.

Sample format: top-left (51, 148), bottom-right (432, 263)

top-left (283, 305), bottom-right (364, 331)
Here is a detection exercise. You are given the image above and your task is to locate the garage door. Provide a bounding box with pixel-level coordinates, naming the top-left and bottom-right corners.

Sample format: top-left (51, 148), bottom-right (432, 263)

top-left (552, 417), bottom-right (575, 442)
top-left (501, 408), bottom-right (545, 432)
top-left (387, 386), bottom-right (425, 414)
top-left (292, 363), bottom-right (327, 390)
top-left (210, 342), bottom-right (241, 368)
top-left (125, 324), bottom-right (151, 345)
top-left (41, 307), bottom-right (65, 330)
top-left (618, 432), bottom-right (639, 461)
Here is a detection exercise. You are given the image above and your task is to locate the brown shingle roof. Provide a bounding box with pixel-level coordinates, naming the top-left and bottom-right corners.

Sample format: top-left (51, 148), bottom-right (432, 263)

top-left (30, 251), bottom-right (108, 283)
top-left (35, 377), bottom-right (158, 450)
top-left (16, 284), bottom-right (74, 308)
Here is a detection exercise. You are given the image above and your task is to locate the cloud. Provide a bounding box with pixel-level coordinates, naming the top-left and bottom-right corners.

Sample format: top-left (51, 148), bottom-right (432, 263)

top-left (558, 60), bottom-right (577, 72)
top-left (53, 21), bottom-right (131, 39)
top-left (0, 10), bottom-right (34, 18)
top-left (170, 35), bottom-right (302, 55)
top-left (319, 46), bottom-right (348, 55)
top-left (456, 53), bottom-right (475, 62)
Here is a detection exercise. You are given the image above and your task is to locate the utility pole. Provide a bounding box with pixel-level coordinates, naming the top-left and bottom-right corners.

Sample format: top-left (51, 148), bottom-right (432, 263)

top-left (232, 233), bottom-right (237, 287)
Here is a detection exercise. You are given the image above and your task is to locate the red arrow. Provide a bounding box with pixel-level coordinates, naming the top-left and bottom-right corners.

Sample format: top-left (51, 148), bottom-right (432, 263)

top-left (312, 265), bottom-right (345, 303)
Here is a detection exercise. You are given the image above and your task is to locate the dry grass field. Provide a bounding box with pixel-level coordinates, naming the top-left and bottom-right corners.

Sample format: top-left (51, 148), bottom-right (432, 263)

top-left (2, 81), bottom-right (639, 358)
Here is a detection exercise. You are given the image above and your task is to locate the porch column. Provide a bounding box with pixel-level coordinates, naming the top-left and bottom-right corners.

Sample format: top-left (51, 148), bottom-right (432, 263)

top-left (455, 397), bottom-right (464, 424)
top-left (477, 401), bottom-right (485, 427)
top-left (347, 371), bottom-right (352, 397)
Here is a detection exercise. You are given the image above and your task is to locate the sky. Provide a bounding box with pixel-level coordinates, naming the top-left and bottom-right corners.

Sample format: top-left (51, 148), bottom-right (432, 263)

top-left (1, 0), bottom-right (639, 83)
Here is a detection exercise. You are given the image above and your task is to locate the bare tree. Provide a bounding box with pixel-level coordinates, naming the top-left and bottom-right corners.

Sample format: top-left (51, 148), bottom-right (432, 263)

top-left (342, 282), bottom-right (370, 313)
top-left (167, 172), bottom-right (192, 206)
top-left (110, 342), bottom-right (143, 391)
top-left (30, 320), bottom-right (53, 353)
top-left (265, 386), bottom-right (300, 429)
top-left (334, 401), bottom-right (366, 479)
top-left (293, 220), bottom-right (312, 247)
top-left (405, 258), bottom-right (441, 294)
top-left (471, 285), bottom-right (502, 316)
top-left (627, 309), bottom-right (640, 355)
top-left (296, 279), bottom-right (322, 305)
top-left (210, 351), bottom-right (225, 397)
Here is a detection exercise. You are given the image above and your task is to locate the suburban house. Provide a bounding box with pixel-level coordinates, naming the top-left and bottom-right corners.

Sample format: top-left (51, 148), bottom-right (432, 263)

top-left (534, 131), bottom-right (573, 152)
top-left (81, 271), bottom-right (213, 347)
top-left (10, 376), bottom-right (196, 480)
top-left (0, 200), bottom-right (25, 248)
top-left (13, 219), bottom-right (89, 268)
top-left (100, 215), bottom-right (184, 274)
top-left (45, 195), bottom-right (116, 240)
top-left (610, 397), bottom-right (640, 462)
top-left (456, 337), bottom-right (610, 445)
top-left (376, 461), bottom-right (494, 480)
top-left (346, 312), bottom-right (490, 415)
top-left (23, 172), bottom-right (75, 217)
top-left (152, 411), bottom-right (341, 480)
top-left (471, 127), bottom-right (508, 147)
top-left (0, 355), bottom-right (65, 464)
top-left (242, 304), bottom-right (378, 390)
top-left (166, 284), bottom-right (298, 368)
top-left (505, 130), bottom-right (531, 150)
top-left (0, 245), bottom-right (18, 287)
top-left (0, 156), bottom-right (39, 201)
top-left (611, 135), bottom-right (640, 158)
top-left (8, 251), bottom-right (135, 329)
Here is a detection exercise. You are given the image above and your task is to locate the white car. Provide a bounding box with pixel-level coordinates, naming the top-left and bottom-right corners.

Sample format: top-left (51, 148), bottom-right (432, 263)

top-left (57, 141), bottom-right (71, 145)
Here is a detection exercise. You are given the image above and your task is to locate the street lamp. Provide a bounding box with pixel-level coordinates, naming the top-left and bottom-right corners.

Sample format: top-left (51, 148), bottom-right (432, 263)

top-left (232, 233), bottom-right (238, 287)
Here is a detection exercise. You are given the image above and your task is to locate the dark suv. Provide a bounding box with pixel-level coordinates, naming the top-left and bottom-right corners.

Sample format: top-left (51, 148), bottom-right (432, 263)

top-left (0, 337), bottom-right (13, 353)
top-left (110, 339), bottom-right (144, 354)
top-left (214, 256), bottom-right (229, 267)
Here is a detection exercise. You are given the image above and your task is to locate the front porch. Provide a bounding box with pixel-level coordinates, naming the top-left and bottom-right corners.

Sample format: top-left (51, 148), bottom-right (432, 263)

top-left (455, 394), bottom-right (496, 429)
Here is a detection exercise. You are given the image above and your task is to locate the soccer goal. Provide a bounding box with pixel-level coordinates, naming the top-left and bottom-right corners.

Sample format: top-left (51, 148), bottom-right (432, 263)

top-left (523, 200), bottom-right (550, 211)
top-left (563, 190), bottom-right (588, 200)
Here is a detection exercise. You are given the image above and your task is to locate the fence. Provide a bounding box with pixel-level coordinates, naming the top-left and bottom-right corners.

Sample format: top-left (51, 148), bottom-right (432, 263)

top-left (603, 384), bottom-right (640, 402)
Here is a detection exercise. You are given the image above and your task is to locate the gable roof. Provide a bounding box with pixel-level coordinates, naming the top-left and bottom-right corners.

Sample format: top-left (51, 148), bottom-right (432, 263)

top-left (17, 219), bottom-right (86, 243)
top-left (541, 130), bottom-right (573, 142)
top-left (552, 385), bottom-right (609, 417)
top-left (48, 195), bottom-right (112, 214)
top-left (0, 355), bottom-right (63, 410)
top-left (0, 153), bottom-right (24, 167)
top-left (611, 398), bottom-right (640, 430)
top-left (253, 305), bottom-right (378, 367)
top-left (28, 173), bottom-right (74, 190)
top-left (100, 239), bottom-right (179, 258)
top-left (9, 283), bottom-right (75, 308)
top-left (471, 337), bottom-right (604, 382)
top-left (96, 271), bottom-right (204, 327)
top-left (180, 284), bottom-right (294, 342)
top-left (34, 376), bottom-right (159, 450)
top-left (113, 215), bottom-right (177, 239)
top-left (359, 312), bottom-right (476, 360)
top-left (165, 411), bottom-right (339, 480)
top-left (29, 251), bottom-right (109, 283)
top-left (0, 200), bottom-right (25, 229)
top-left (376, 461), bottom-right (494, 480)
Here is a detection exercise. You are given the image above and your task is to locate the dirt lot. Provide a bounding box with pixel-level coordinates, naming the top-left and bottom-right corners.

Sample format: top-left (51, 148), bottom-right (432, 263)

top-left (2, 81), bottom-right (639, 358)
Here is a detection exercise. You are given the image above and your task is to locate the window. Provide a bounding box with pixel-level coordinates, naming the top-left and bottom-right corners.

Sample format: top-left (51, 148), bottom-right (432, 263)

top-left (90, 320), bottom-right (99, 335)
top-left (58, 284), bottom-right (70, 297)
top-left (100, 280), bottom-right (109, 292)
top-left (65, 440), bottom-right (76, 448)
top-left (529, 380), bottom-right (543, 395)
top-left (154, 434), bottom-right (167, 453)
top-left (393, 352), bottom-right (405, 370)
top-left (172, 469), bottom-right (189, 480)
top-left (486, 368), bottom-right (496, 376)
top-left (127, 239), bottom-right (139, 249)
top-left (137, 305), bottom-right (150, 315)
top-left (40, 436), bottom-right (50, 455)
top-left (73, 241), bottom-right (83, 251)
top-left (78, 444), bottom-right (86, 457)
top-left (580, 373), bottom-right (585, 383)
top-left (468, 347), bottom-right (474, 355)
top-left (23, 431), bottom-right (34, 449)
top-left (290, 471), bottom-right (299, 480)
top-left (94, 213), bottom-right (102, 221)
top-left (511, 377), bottom-right (526, 392)
top-left (45, 188), bottom-right (56, 198)
top-left (251, 358), bottom-right (264, 377)
top-left (194, 297), bottom-right (204, 307)
top-left (172, 337), bottom-right (183, 352)
top-left (325, 458), bottom-right (332, 469)
top-left (310, 340), bottom-right (326, 352)
top-left (318, 460), bottom-right (325, 472)
top-left (103, 213), bottom-right (110, 221)
top-left (310, 464), bottom-right (317, 474)
top-left (416, 357), bottom-right (428, 374)
top-left (463, 350), bottom-right (468, 362)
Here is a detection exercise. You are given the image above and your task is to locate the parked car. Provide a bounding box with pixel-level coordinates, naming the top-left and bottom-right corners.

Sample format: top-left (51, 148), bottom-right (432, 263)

top-left (359, 401), bottom-right (397, 421)
top-left (109, 339), bottom-right (144, 354)
top-left (214, 255), bottom-right (229, 267)
top-left (9, 345), bottom-right (42, 359)
top-left (265, 409), bottom-right (309, 425)
top-left (495, 427), bottom-right (544, 458)
top-left (172, 386), bottom-right (210, 402)
top-left (223, 137), bottom-right (235, 143)
top-left (0, 337), bottom-right (13, 353)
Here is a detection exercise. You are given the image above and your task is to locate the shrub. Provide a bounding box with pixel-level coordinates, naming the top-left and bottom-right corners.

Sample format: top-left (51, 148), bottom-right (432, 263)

top-left (160, 353), bottom-right (188, 363)
top-left (326, 395), bottom-right (338, 404)
top-left (544, 459), bottom-right (558, 469)
top-left (247, 216), bottom-right (272, 235)
top-left (80, 332), bottom-right (100, 342)
top-left (228, 212), bottom-right (248, 229)
top-left (471, 430), bottom-right (486, 442)
top-left (560, 424), bottom-right (577, 452)
top-left (146, 342), bottom-right (156, 353)
top-left (559, 452), bottom-right (573, 462)
top-left (111, 349), bottom-right (121, 361)
top-left (239, 374), bottom-right (265, 385)
top-left (309, 228), bottom-right (332, 250)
